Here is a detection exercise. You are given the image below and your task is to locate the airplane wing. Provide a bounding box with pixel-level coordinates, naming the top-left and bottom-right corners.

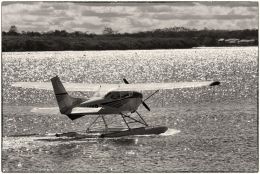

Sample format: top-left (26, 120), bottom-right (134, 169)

top-left (116, 81), bottom-right (220, 91)
top-left (31, 107), bottom-right (102, 115)
top-left (12, 82), bottom-right (102, 92)
top-left (12, 80), bottom-right (220, 92)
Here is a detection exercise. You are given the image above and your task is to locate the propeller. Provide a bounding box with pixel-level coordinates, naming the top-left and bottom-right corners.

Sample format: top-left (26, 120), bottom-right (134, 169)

top-left (141, 101), bottom-right (151, 111)
top-left (123, 78), bottom-right (151, 111)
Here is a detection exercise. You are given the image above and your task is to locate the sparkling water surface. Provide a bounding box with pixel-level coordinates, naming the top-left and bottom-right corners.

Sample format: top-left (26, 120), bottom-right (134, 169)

top-left (2, 47), bottom-right (258, 172)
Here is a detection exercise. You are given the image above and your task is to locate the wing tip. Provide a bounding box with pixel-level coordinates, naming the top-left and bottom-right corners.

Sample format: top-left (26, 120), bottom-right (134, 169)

top-left (209, 81), bottom-right (220, 86)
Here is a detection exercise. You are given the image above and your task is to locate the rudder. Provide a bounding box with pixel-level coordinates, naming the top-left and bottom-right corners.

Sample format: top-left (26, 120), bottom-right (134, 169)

top-left (51, 76), bottom-right (82, 115)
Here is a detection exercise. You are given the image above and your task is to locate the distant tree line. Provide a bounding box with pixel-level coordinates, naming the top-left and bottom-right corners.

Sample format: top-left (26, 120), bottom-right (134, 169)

top-left (2, 26), bottom-right (258, 52)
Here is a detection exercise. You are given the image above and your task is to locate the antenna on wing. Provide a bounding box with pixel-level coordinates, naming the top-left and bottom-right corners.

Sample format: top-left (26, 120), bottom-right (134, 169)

top-left (123, 78), bottom-right (129, 84)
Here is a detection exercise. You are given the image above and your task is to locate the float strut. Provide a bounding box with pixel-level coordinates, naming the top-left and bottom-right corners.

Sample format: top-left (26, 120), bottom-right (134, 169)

top-left (120, 114), bottom-right (131, 130)
top-left (101, 115), bottom-right (108, 129)
top-left (86, 115), bottom-right (101, 132)
top-left (135, 111), bottom-right (149, 126)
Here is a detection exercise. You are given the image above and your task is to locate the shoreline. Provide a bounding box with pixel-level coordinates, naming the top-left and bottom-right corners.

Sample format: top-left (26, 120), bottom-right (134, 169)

top-left (2, 46), bottom-right (258, 53)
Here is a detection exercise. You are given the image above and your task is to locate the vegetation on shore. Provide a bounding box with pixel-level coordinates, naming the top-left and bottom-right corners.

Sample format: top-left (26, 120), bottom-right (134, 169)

top-left (2, 26), bottom-right (258, 52)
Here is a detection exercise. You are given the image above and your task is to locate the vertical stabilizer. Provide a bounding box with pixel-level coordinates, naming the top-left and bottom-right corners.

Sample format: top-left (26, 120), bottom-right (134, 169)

top-left (51, 76), bottom-right (67, 96)
top-left (51, 76), bottom-right (82, 115)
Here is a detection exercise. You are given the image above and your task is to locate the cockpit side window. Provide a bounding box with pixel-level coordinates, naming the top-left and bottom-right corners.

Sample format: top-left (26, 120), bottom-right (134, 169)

top-left (120, 91), bottom-right (132, 98)
top-left (111, 92), bottom-right (120, 99)
top-left (105, 91), bottom-right (133, 99)
top-left (121, 92), bottom-right (128, 98)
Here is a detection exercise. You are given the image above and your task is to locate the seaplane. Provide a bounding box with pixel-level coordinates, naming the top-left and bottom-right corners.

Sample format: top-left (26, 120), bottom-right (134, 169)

top-left (12, 76), bottom-right (220, 138)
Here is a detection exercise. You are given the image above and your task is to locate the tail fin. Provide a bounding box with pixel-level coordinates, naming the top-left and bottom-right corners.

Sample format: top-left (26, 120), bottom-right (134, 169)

top-left (51, 76), bottom-right (82, 115)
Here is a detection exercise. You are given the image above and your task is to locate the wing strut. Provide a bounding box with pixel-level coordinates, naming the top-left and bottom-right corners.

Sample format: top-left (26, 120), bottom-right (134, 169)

top-left (121, 112), bottom-right (149, 127)
top-left (135, 111), bottom-right (149, 126)
top-left (143, 89), bottom-right (160, 102)
top-left (101, 115), bottom-right (108, 129)
top-left (120, 114), bottom-right (131, 130)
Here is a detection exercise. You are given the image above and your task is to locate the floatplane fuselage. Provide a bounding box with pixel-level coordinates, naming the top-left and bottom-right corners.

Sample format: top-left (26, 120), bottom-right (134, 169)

top-left (79, 91), bottom-right (143, 114)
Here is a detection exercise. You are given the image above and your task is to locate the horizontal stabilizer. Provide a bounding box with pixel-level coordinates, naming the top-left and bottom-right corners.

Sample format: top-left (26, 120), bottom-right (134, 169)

top-left (31, 107), bottom-right (60, 115)
top-left (71, 107), bottom-right (102, 114)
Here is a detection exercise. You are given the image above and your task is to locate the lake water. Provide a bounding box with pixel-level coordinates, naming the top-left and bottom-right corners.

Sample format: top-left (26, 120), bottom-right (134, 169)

top-left (2, 47), bottom-right (258, 172)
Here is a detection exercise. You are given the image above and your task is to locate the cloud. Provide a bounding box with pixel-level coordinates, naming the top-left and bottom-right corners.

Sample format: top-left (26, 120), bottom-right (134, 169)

top-left (137, 5), bottom-right (171, 13)
top-left (72, 2), bottom-right (196, 7)
top-left (199, 1), bottom-right (258, 7)
top-left (2, 1), bottom-right (38, 6)
top-left (81, 9), bottom-right (131, 18)
top-left (70, 22), bottom-right (103, 30)
top-left (2, 2), bottom-right (258, 33)
top-left (129, 18), bottom-right (157, 28)
top-left (153, 13), bottom-right (255, 20)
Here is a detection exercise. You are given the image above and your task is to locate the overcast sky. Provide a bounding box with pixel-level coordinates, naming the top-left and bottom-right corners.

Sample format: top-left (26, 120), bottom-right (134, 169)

top-left (2, 1), bottom-right (258, 33)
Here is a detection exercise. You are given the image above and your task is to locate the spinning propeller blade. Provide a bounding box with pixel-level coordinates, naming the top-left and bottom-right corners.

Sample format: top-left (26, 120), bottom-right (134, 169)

top-left (123, 78), bottom-right (151, 111)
